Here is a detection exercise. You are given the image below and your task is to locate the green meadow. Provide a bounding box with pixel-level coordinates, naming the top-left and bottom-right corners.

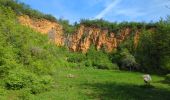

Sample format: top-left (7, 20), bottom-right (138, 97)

top-left (30, 68), bottom-right (170, 100)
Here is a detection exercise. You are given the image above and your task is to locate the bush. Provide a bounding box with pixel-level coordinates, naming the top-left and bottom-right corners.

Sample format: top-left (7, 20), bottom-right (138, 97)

top-left (111, 48), bottom-right (137, 71)
top-left (30, 75), bottom-right (53, 94)
top-left (4, 67), bottom-right (53, 94)
top-left (86, 45), bottom-right (115, 69)
top-left (5, 68), bottom-right (37, 90)
top-left (166, 74), bottom-right (170, 82)
top-left (58, 18), bottom-right (75, 35)
top-left (67, 53), bottom-right (86, 63)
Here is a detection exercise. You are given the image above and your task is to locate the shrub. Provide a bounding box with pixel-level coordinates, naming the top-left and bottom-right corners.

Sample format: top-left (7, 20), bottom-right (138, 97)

top-left (4, 67), bottom-right (53, 94)
top-left (111, 48), bottom-right (137, 71)
top-left (166, 74), bottom-right (170, 82)
top-left (84, 60), bottom-right (93, 67)
top-left (86, 45), bottom-right (115, 69)
top-left (58, 18), bottom-right (75, 35)
top-left (67, 53), bottom-right (86, 63)
top-left (29, 60), bottom-right (51, 75)
top-left (5, 68), bottom-right (37, 90)
top-left (30, 75), bottom-right (53, 94)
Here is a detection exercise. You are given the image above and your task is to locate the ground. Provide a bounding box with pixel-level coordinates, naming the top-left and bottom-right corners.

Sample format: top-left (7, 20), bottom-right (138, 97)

top-left (28, 68), bottom-right (170, 100)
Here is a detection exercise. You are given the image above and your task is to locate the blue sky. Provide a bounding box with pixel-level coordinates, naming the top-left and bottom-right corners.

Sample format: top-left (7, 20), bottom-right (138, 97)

top-left (19, 0), bottom-right (170, 24)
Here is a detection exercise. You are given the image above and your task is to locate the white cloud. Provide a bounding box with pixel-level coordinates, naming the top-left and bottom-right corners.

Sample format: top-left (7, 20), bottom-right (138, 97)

top-left (94, 0), bottom-right (122, 19)
top-left (93, 0), bottom-right (170, 22)
top-left (114, 8), bottom-right (146, 18)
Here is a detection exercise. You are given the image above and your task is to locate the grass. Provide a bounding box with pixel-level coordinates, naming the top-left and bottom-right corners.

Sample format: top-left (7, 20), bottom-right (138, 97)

top-left (27, 68), bottom-right (170, 100)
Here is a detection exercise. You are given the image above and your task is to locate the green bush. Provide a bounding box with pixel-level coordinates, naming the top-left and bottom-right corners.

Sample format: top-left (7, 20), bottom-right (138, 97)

top-left (67, 53), bottom-right (86, 63)
top-left (58, 18), bottom-right (75, 35)
top-left (30, 75), bottom-right (53, 94)
top-left (111, 48), bottom-right (137, 71)
top-left (120, 49), bottom-right (137, 71)
top-left (5, 68), bottom-right (37, 90)
top-left (84, 60), bottom-right (93, 67)
top-left (86, 45), bottom-right (116, 69)
top-left (166, 74), bottom-right (170, 82)
top-left (4, 68), bottom-right (53, 94)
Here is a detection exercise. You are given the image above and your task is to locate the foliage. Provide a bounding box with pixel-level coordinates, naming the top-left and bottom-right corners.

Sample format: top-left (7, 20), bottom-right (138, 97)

top-left (165, 74), bottom-right (170, 82)
top-left (154, 21), bottom-right (170, 73)
top-left (111, 49), bottom-right (137, 71)
top-left (0, 0), bottom-right (170, 99)
top-left (58, 18), bottom-right (76, 35)
top-left (136, 18), bottom-right (170, 73)
top-left (0, 0), bottom-right (57, 22)
top-left (120, 49), bottom-right (137, 71)
top-left (66, 45), bottom-right (118, 70)
top-left (80, 19), bottom-right (156, 34)
top-left (135, 30), bottom-right (155, 72)
top-left (0, 4), bottom-right (71, 97)
top-left (67, 52), bottom-right (86, 63)
top-left (86, 45), bottom-right (118, 69)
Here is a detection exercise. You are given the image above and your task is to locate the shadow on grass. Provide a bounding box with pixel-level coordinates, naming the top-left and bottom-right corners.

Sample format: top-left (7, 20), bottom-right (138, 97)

top-left (159, 79), bottom-right (170, 86)
top-left (82, 82), bottom-right (170, 100)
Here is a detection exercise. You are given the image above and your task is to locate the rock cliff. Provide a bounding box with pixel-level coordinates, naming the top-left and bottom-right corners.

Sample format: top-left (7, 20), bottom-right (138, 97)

top-left (18, 15), bottom-right (64, 46)
top-left (68, 25), bottom-right (137, 52)
top-left (18, 15), bottom-right (141, 53)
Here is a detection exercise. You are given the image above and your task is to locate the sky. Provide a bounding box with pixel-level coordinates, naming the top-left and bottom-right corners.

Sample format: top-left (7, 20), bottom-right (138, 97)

top-left (18, 0), bottom-right (170, 24)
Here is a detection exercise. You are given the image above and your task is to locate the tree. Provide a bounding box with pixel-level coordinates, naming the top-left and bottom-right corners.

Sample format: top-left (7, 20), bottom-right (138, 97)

top-left (135, 30), bottom-right (155, 72)
top-left (153, 20), bottom-right (170, 73)
top-left (119, 49), bottom-right (137, 71)
top-left (136, 17), bottom-right (170, 73)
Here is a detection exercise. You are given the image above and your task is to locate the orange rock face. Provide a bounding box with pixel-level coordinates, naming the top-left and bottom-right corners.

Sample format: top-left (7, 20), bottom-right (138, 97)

top-left (18, 15), bottom-right (64, 46)
top-left (18, 16), bottom-right (141, 53)
top-left (68, 25), bottom-right (141, 53)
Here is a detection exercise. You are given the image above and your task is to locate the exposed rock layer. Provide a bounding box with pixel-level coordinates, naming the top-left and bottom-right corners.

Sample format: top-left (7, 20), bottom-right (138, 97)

top-left (18, 15), bottom-right (64, 46)
top-left (18, 15), bottom-right (140, 53)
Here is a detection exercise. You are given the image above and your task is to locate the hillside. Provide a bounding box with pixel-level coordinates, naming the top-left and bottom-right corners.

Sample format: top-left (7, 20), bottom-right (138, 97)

top-left (0, 0), bottom-right (170, 100)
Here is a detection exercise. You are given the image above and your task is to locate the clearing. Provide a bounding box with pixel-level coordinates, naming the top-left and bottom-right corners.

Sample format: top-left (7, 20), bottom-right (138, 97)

top-left (30, 68), bottom-right (170, 100)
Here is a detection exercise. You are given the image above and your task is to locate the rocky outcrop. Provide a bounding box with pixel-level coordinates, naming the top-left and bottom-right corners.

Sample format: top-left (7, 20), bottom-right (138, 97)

top-left (18, 15), bottom-right (141, 53)
top-left (18, 15), bottom-right (64, 46)
top-left (68, 25), bottom-right (138, 53)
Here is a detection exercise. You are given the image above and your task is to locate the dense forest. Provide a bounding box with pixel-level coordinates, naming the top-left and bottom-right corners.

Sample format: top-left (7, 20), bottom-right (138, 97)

top-left (0, 0), bottom-right (170, 99)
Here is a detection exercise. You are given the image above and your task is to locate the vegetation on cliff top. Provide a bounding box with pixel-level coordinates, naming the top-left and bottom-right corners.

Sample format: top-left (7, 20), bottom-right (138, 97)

top-left (80, 19), bottom-right (156, 33)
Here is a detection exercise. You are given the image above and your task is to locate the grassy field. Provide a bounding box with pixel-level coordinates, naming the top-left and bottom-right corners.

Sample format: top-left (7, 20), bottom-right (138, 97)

top-left (25, 68), bottom-right (170, 100)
